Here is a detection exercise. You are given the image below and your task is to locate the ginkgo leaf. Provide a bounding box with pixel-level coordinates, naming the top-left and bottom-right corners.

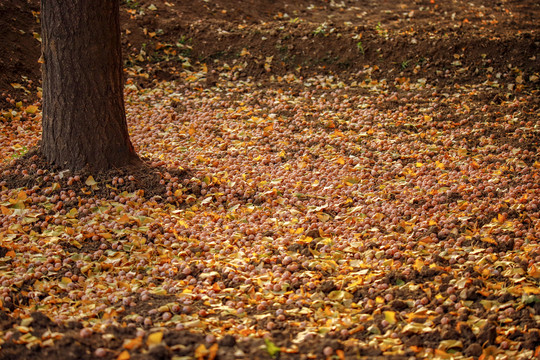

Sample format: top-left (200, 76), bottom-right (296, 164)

top-left (117, 350), bottom-right (130, 360)
top-left (194, 344), bottom-right (209, 359)
top-left (85, 176), bottom-right (97, 186)
top-left (264, 338), bottom-right (281, 357)
top-left (146, 332), bottom-right (163, 346)
top-left (384, 311), bottom-right (397, 324)
top-left (328, 291), bottom-right (353, 301)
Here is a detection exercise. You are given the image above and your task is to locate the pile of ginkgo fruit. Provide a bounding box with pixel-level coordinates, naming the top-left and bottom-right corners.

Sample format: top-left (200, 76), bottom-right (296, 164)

top-left (1, 59), bottom-right (539, 359)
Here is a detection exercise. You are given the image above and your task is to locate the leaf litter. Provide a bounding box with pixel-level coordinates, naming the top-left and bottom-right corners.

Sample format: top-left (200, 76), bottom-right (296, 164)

top-left (1, 0), bottom-right (540, 359)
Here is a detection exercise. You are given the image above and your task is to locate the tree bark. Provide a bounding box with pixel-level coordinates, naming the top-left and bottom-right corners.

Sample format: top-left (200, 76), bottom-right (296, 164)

top-left (40, 0), bottom-right (139, 171)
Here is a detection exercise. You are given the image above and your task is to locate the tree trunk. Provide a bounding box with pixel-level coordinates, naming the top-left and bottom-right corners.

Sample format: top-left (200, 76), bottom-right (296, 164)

top-left (40, 0), bottom-right (139, 171)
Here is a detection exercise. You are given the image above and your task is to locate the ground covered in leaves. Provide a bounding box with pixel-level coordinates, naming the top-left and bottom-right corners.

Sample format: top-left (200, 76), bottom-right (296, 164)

top-left (1, 0), bottom-right (540, 359)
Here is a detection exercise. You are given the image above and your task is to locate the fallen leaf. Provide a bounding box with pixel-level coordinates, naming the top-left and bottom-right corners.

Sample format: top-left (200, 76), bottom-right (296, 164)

top-left (117, 350), bottom-right (130, 360)
top-left (146, 332), bottom-right (163, 346)
top-left (264, 338), bottom-right (281, 357)
top-left (85, 176), bottom-right (97, 186)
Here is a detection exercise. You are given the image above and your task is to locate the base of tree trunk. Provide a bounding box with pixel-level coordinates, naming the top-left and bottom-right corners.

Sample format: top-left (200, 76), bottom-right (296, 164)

top-left (40, 0), bottom-right (139, 172)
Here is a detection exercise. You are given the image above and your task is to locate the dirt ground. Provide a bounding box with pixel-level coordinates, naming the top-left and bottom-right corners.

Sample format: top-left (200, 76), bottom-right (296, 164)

top-left (1, 0), bottom-right (539, 106)
top-left (1, 0), bottom-right (540, 359)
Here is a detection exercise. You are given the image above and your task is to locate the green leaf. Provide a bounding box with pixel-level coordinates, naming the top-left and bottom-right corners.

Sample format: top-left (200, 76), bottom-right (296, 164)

top-left (264, 338), bottom-right (281, 357)
top-left (522, 294), bottom-right (540, 304)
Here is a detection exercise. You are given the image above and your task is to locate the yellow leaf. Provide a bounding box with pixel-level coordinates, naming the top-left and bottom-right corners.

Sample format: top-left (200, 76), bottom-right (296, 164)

top-left (384, 311), bottom-right (397, 324)
top-left (317, 213), bottom-right (331, 223)
top-left (299, 236), bottom-right (313, 244)
top-left (413, 258), bottom-right (424, 271)
top-left (424, 115), bottom-right (432, 121)
top-left (117, 350), bottom-right (130, 360)
top-left (85, 176), bottom-right (97, 186)
top-left (295, 228), bottom-right (304, 234)
top-left (415, 162), bottom-right (423, 167)
top-left (328, 291), bottom-right (353, 301)
top-left (373, 213), bottom-right (385, 222)
top-left (147, 332), bottom-right (163, 346)
top-left (336, 157), bottom-right (345, 165)
top-left (178, 220), bottom-right (188, 228)
top-left (438, 340), bottom-right (463, 351)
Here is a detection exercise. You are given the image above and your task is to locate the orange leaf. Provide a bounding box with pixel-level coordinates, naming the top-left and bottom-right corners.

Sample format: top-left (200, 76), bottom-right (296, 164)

top-left (528, 264), bottom-right (540, 279)
top-left (523, 286), bottom-right (540, 295)
top-left (336, 349), bottom-right (345, 360)
top-left (481, 237), bottom-right (497, 245)
top-left (0, 206), bottom-right (12, 215)
top-left (5, 250), bottom-right (15, 257)
top-left (25, 105), bottom-right (38, 114)
top-left (123, 336), bottom-right (143, 350)
top-left (117, 350), bottom-right (130, 360)
top-left (117, 214), bottom-right (131, 224)
top-left (194, 344), bottom-right (208, 359)
top-left (208, 343), bottom-right (219, 360)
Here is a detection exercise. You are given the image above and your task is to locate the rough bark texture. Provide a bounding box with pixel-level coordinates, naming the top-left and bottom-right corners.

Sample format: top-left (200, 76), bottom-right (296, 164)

top-left (40, 0), bottom-right (139, 171)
